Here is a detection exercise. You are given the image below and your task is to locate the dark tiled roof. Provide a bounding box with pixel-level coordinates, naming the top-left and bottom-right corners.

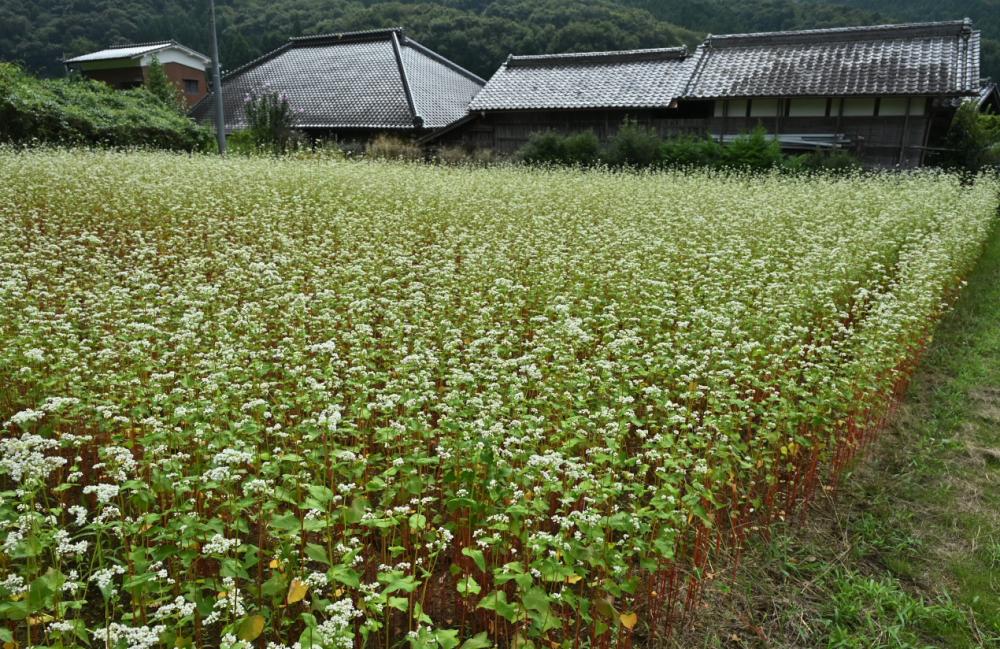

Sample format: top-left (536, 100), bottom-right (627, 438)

top-left (468, 47), bottom-right (694, 111)
top-left (190, 28), bottom-right (484, 131)
top-left (684, 20), bottom-right (980, 98)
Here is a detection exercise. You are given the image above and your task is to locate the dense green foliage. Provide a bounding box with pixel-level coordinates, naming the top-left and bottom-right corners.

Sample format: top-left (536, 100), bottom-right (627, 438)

top-left (244, 89), bottom-right (297, 154)
top-left (144, 55), bottom-right (186, 114)
top-left (1, 0), bottom-right (995, 83)
top-left (603, 121), bottom-right (664, 168)
top-left (0, 63), bottom-right (211, 150)
top-left (518, 126), bottom-right (797, 171)
top-left (0, 150), bottom-right (996, 647)
top-left (927, 103), bottom-right (1000, 173)
top-left (517, 131), bottom-right (601, 166)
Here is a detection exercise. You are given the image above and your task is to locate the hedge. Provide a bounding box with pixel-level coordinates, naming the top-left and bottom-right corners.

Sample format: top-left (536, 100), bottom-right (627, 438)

top-left (0, 63), bottom-right (211, 151)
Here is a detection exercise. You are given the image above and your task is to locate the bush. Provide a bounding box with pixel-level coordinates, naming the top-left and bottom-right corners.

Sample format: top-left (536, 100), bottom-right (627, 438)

top-left (604, 120), bottom-right (662, 167)
top-left (518, 131), bottom-right (599, 166)
top-left (930, 103), bottom-right (1000, 173)
top-left (471, 148), bottom-right (496, 165)
top-left (224, 129), bottom-right (255, 154)
top-left (788, 149), bottom-right (862, 173)
top-left (661, 135), bottom-right (723, 168)
top-left (513, 121), bottom-right (846, 173)
top-left (721, 125), bottom-right (783, 170)
top-left (436, 145), bottom-right (471, 165)
top-left (0, 63), bottom-right (211, 151)
top-left (518, 132), bottom-right (569, 165)
top-left (365, 134), bottom-right (423, 161)
top-left (561, 132), bottom-right (601, 165)
top-left (436, 146), bottom-right (499, 166)
top-left (244, 89), bottom-right (298, 155)
top-left (145, 55), bottom-right (186, 113)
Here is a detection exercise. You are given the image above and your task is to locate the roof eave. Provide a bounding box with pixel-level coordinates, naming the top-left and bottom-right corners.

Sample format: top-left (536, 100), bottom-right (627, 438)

top-left (468, 103), bottom-right (676, 111)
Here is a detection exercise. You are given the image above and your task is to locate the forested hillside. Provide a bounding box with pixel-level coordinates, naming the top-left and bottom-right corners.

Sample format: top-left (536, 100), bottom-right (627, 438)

top-left (1, 0), bottom-right (995, 82)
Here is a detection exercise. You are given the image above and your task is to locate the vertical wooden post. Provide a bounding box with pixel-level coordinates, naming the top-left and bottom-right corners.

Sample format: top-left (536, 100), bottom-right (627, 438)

top-left (897, 97), bottom-right (912, 166)
top-left (919, 99), bottom-right (933, 166)
top-left (720, 100), bottom-right (728, 143)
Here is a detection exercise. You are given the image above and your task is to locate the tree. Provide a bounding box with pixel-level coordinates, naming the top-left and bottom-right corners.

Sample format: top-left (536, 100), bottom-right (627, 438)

top-left (144, 55), bottom-right (185, 113)
top-left (932, 103), bottom-right (999, 173)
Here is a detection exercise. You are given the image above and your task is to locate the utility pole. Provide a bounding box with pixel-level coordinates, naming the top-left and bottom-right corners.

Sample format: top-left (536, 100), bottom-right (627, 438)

top-left (209, 0), bottom-right (227, 154)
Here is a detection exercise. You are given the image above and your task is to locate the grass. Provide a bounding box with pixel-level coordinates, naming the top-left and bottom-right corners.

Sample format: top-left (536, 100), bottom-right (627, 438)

top-left (681, 216), bottom-right (1000, 648)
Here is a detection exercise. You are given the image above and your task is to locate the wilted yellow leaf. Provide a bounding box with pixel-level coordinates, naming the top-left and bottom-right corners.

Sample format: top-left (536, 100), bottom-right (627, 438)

top-left (286, 578), bottom-right (309, 604)
top-left (269, 559), bottom-right (280, 569)
top-left (237, 614), bottom-right (265, 641)
top-left (565, 574), bottom-right (583, 584)
top-left (620, 612), bottom-right (638, 630)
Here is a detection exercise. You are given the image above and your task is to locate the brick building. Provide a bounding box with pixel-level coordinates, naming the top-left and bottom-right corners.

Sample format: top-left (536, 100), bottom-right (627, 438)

top-left (63, 41), bottom-right (211, 108)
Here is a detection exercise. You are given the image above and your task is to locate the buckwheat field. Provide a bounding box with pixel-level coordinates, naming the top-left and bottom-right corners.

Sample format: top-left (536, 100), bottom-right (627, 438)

top-left (0, 150), bottom-right (996, 649)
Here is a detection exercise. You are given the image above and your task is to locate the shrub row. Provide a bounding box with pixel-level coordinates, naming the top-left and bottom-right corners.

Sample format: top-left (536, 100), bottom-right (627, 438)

top-left (517, 121), bottom-right (860, 172)
top-left (0, 63), bottom-right (211, 151)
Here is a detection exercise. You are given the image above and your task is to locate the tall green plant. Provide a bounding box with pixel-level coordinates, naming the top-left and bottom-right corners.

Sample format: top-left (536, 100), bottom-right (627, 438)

top-left (144, 55), bottom-right (185, 113)
top-left (604, 119), bottom-right (662, 167)
top-left (721, 126), bottom-right (783, 170)
top-left (244, 88), bottom-right (297, 154)
top-left (931, 103), bottom-right (999, 173)
top-left (660, 135), bottom-right (723, 168)
top-left (517, 131), bottom-right (600, 166)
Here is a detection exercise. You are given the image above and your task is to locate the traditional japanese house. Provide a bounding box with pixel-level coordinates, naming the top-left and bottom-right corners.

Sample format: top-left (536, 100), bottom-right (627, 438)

top-left (683, 20), bottom-right (982, 166)
top-left (425, 19), bottom-right (985, 167)
top-left (189, 27), bottom-right (485, 142)
top-left (425, 47), bottom-right (700, 153)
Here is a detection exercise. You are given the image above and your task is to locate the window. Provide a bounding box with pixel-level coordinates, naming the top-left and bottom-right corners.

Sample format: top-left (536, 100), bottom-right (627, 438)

top-left (842, 98), bottom-right (876, 116)
top-left (183, 78), bottom-right (200, 94)
top-left (788, 98), bottom-right (828, 117)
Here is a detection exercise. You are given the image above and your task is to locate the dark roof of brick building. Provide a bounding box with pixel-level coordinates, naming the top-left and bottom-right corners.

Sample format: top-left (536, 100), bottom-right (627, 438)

top-left (190, 28), bottom-right (484, 131)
